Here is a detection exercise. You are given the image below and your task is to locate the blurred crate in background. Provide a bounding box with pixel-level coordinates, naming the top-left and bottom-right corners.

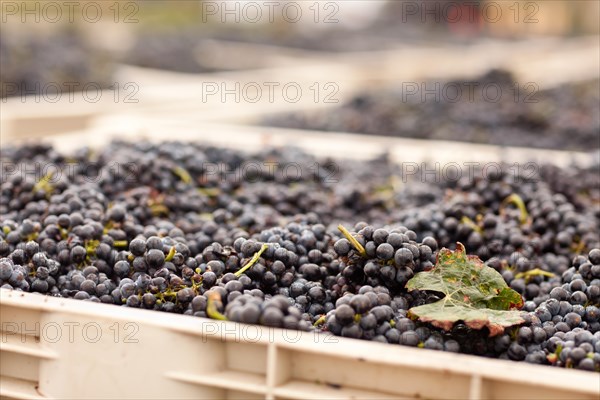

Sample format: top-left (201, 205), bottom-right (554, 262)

top-left (484, 0), bottom-right (600, 37)
top-left (4, 1), bottom-right (598, 54)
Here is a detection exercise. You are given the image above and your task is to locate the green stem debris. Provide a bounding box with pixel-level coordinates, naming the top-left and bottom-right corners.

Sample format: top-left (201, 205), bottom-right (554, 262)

top-left (198, 187), bottom-right (221, 197)
top-left (337, 225), bottom-right (367, 258)
top-left (103, 221), bottom-right (114, 235)
top-left (150, 204), bottom-right (169, 217)
top-left (165, 246), bottom-right (176, 262)
top-left (501, 194), bottom-right (529, 225)
top-left (515, 268), bottom-right (556, 283)
top-left (313, 315), bottom-right (326, 327)
top-left (113, 240), bottom-right (128, 248)
top-left (33, 171), bottom-right (56, 194)
top-left (547, 343), bottom-right (563, 365)
top-left (26, 232), bottom-right (39, 242)
top-left (173, 166), bottom-right (192, 184)
top-left (207, 291), bottom-right (228, 321)
top-left (460, 216), bottom-right (482, 234)
top-left (85, 240), bottom-right (100, 256)
top-left (572, 240), bottom-right (586, 255)
top-left (235, 243), bottom-right (269, 277)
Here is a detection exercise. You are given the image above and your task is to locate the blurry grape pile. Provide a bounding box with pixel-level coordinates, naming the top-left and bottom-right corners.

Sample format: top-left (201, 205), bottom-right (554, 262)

top-left (0, 30), bottom-right (114, 98)
top-left (1, 139), bottom-right (599, 372)
top-left (122, 28), bottom-right (218, 73)
top-left (264, 70), bottom-right (600, 151)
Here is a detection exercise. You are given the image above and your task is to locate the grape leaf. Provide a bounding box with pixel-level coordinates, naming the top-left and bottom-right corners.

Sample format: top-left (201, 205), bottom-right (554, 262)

top-left (406, 243), bottom-right (525, 336)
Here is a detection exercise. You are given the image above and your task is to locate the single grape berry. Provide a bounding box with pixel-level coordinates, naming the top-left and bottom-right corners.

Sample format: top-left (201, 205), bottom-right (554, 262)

top-left (145, 249), bottom-right (165, 268)
top-left (335, 304), bottom-right (355, 326)
top-left (376, 243), bottom-right (394, 261)
top-left (334, 239), bottom-right (351, 256)
top-left (129, 238), bottom-right (146, 256)
top-left (394, 248), bottom-right (413, 267)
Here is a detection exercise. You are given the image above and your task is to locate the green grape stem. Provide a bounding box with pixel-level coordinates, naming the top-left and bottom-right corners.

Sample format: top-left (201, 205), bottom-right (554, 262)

top-left (33, 171), bottom-right (56, 194)
top-left (337, 225), bottom-right (367, 258)
top-left (85, 240), bottom-right (100, 256)
top-left (501, 194), bottom-right (529, 225)
top-left (235, 243), bottom-right (269, 277)
top-left (173, 166), bottom-right (192, 184)
top-left (165, 246), bottom-right (176, 262)
top-left (515, 268), bottom-right (556, 283)
top-left (313, 315), bottom-right (326, 327)
top-left (460, 216), bottom-right (482, 234)
top-left (207, 291), bottom-right (228, 321)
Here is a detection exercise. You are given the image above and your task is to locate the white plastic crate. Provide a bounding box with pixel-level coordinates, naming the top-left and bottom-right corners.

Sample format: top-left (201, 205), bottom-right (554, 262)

top-left (1, 289), bottom-right (599, 400)
top-left (1, 123), bottom-right (599, 400)
top-left (1, 75), bottom-right (599, 399)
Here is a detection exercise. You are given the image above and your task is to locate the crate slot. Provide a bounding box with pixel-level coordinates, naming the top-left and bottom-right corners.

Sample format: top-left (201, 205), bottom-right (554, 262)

top-left (165, 340), bottom-right (268, 395)
top-left (479, 378), bottom-right (600, 400)
top-left (468, 375), bottom-right (482, 400)
top-left (167, 370), bottom-right (267, 395)
top-left (224, 389), bottom-right (265, 400)
top-left (225, 341), bottom-right (268, 376)
top-left (272, 380), bottom-right (407, 400)
top-left (0, 376), bottom-right (46, 400)
top-left (1, 332), bottom-right (55, 360)
top-left (0, 352), bottom-right (42, 385)
top-left (272, 348), bottom-right (471, 399)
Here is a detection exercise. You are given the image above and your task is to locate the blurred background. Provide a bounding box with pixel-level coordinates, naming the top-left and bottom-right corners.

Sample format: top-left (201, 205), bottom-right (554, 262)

top-left (1, 0), bottom-right (599, 153)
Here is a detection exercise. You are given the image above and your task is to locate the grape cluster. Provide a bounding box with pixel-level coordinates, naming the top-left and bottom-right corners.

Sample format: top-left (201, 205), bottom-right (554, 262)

top-left (1, 140), bottom-right (598, 372)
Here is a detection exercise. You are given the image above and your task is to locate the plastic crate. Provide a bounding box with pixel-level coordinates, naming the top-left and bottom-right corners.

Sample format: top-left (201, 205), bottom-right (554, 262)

top-left (1, 122), bottom-right (599, 400)
top-left (1, 289), bottom-right (599, 400)
top-left (1, 81), bottom-right (598, 399)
